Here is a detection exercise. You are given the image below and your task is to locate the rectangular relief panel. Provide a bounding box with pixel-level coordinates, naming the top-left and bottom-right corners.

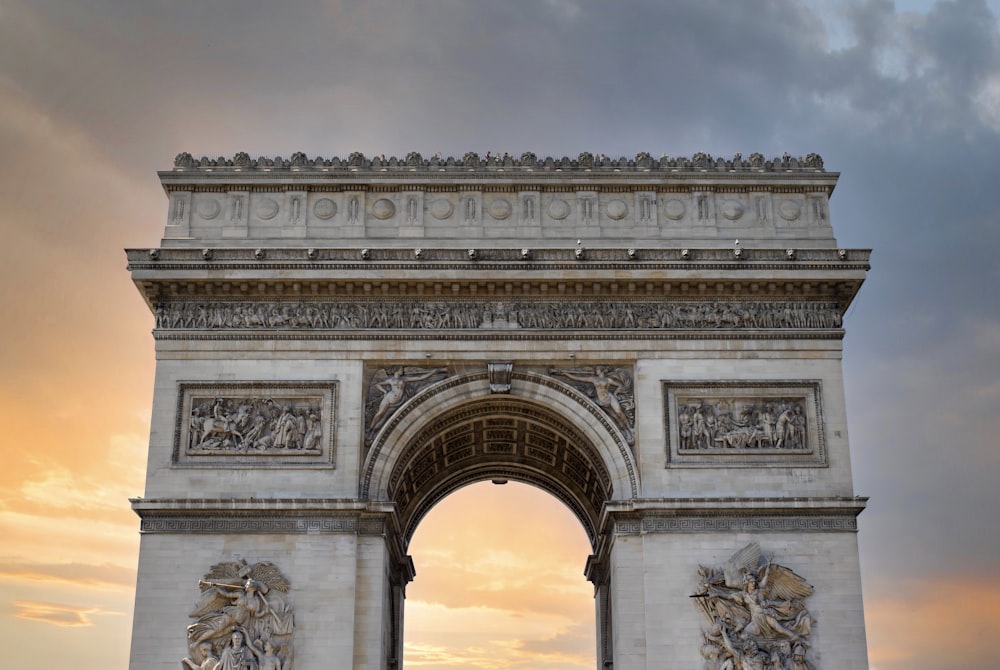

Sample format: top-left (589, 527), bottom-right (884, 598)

top-left (663, 380), bottom-right (825, 467)
top-left (173, 382), bottom-right (337, 468)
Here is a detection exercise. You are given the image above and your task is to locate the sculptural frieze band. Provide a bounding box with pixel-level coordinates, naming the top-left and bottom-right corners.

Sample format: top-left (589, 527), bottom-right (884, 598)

top-left (154, 299), bottom-right (844, 332)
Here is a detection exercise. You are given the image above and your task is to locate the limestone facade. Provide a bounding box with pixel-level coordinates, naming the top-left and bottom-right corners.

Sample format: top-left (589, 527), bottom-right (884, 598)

top-left (128, 152), bottom-right (870, 669)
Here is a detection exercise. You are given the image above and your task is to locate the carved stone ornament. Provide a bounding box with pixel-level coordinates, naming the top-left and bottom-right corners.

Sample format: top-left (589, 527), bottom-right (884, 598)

top-left (174, 382), bottom-right (336, 468)
top-left (255, 197), bottom-right (279, 220)
top-left (778, 199), bottom-right (802, 221)
top-left (663, 198), bottom-right (686, 220)
top-left (547, 198), bottom-right (571, 220)
top-left (721, 199), bottom-right (745, 221)
top-left (663, 382), bottom-right (825, 467)
top-left (549, 365), bottom-right (635, 445)
top-left (312, 197), bottom-right (337, 220)
top-left (183, 559), bottom-right (294, 670)
top-left (153, 300), bottom-right (844, 333)
top-left (488, 361), bottom-right (513, 394)
top-left (196, 198), bottom-right (221, 220)
top-left (364, 365), bottom-right (450, 442)
top-left (170, 151), bottom-right (826, 173)
top-left (606, 199), bottom-right (627, 220)
top-left (430, 198), bottom-right (453, 220)
top-left (371, 198), bottom-right (395, 220)
top-left (692, 543), bottom-right (815, 670)
top-left (489, 198), bottom-right (512, 220)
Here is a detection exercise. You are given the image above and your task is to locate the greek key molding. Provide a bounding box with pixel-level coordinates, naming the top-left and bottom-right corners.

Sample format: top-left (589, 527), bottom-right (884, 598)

top-left (132, 499), bottom-right (397, 537)
top-left (608, 514), bottom-right (858, 534)
top-left (139, 515), bottom-right (361, 534)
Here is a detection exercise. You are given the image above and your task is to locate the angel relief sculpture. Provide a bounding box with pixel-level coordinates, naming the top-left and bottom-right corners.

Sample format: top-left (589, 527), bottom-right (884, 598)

top-left (692, 543), bottom-right (815, 670)
top-left (183, 560), bottom-right (294, 670)
top-left (364, 366), bottom-right (449, 442)
top-left (549, 365), bottom-right (635, 445)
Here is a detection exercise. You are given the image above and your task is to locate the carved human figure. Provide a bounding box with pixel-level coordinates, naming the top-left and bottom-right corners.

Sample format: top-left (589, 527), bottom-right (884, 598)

top-left (188, 578), bottom-right (268, 645)
top-left (691, 543), bottom-right (814, 669)
top-left (303, 412), bottom-right (322, 450)
top-left (678, 404), bottom-right (693, 449)
top-left (718, 624), bottom-right (765, 670)
top-left (181, 641), bottom-right (219, 670)
top-left (774, 407), bottom-right (795, 449)
top-left (368, 367), bottom-right (448, 433)
top-left (550, 367), bottom-right (632, 433)
top-left (247, 639), bottom-right (282, 670)
top-left (790, 643), bottom-right (810, 670)
top-left (722, 569), bottom-right (801, 642)
top-left (215, 630), bottom-right (256, 670)
top-left (754, 405), bottom-right (772, 446)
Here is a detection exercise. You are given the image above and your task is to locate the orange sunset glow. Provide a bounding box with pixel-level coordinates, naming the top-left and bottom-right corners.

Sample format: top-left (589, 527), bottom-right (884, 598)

top-left (3, 1), bottom-right (1000, 668)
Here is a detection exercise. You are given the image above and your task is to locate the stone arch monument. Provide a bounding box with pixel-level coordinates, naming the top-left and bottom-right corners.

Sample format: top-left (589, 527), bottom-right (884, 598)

top-left (127, 151), bottom-right (870, 669)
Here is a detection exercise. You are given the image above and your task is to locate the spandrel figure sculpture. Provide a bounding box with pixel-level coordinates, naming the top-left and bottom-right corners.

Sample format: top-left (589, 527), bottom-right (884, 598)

top-left (692, 543), bottom-right (814, 670)
top-left (549, 365), bottom-right (635, 444)
top-left (185, 560), bottom-right (294, 670)
top-left (365, 366), bottom-right (449, 440)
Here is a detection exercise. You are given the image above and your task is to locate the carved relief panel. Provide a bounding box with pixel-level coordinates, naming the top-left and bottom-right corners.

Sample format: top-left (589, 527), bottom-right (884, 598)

top-left (173, 382), bottom-right (337, 468)
top-left (663, 381), bottom-right (825, 467)
top-left (692, 543), bottom-right (815, 670)
top-left (184, 559), bottom-right (294, 670)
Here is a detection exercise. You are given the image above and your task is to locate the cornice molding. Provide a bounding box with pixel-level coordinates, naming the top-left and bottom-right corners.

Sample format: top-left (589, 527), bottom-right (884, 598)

top-left (130, 498), bottom-right (401, 535)
top-left (128, 246), bottom-right (871, 266)
top-left (598, 497), bottom-right (866, 536)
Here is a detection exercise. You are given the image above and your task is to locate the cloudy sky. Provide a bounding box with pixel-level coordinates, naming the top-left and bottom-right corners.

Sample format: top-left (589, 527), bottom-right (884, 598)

top-left (1, 0), bottom-right (998, 668)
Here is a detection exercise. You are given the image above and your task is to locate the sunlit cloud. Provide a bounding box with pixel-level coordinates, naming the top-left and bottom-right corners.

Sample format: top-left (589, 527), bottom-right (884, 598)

top-left (0, 561), bottom-right (135, 590)
top-left (10, 600), bottom-right (123, 628)
top-left (16, 433), bottom-right (146, 514)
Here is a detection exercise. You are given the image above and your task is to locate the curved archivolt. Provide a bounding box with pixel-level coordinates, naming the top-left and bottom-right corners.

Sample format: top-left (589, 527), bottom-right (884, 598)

top-left (362, 372), bottom-right (638, 549)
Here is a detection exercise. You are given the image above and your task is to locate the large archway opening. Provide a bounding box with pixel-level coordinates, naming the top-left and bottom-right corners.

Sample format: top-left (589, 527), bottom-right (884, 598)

top-left (404, 481), bottom-right (596, 669)
top-left (362, 372), bottom-right (634, 669)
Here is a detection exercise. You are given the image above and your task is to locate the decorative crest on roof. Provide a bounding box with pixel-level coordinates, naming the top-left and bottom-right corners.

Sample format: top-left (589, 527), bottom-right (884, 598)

top-left (171, 151), bottom-right (824, 173)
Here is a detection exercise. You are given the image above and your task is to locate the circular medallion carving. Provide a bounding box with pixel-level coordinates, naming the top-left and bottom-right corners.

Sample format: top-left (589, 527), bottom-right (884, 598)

top-left (255, 197), bottom-right (279, 220)
top-left (489, 198), bottom-right (512, 220)
top-left (196, 198), bottom-right (220, 220)
top-left (430, 198), bottom-right (454, 220)
top-left (721, 200), bottom-right (745, 220)
top-left (779, 199), bottom-right (801, 221)
top-left (547, 198), bottom-right (570, 220)
top-left (372, 198), bottom-right (396, 220)
top-left (606, 199), bottom-right (628, 220)
top-left (664, 198), bottom-right (686, 220)
top-left (313, 198), bottom-right (337, 220)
